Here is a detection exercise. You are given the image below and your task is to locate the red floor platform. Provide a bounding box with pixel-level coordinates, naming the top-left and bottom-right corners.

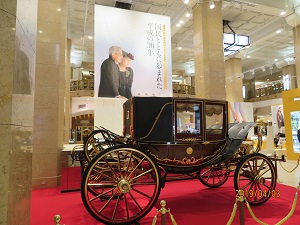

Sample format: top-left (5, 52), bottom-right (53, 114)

top-left (31, 167), bottom-right (300, 225)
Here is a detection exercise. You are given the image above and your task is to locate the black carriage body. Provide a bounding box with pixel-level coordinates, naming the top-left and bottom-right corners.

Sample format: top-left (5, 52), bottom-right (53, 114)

top-left (123, 97), bottom-right (229, 172)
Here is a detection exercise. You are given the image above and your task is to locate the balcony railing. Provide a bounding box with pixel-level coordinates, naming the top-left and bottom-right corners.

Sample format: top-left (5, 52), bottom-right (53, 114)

top-left (70, 80), bottom-right (94, 91)
top-left (173, 83), bottom-right (195, 95)
top-left (255, 82), bottom-right (283, 97)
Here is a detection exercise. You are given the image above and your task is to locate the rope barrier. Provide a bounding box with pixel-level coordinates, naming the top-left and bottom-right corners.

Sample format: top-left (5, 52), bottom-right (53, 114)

top-left (278, 157), bottom-right (300, 173)
top-left (275, 186), bottom-right (299, 225)
top-left (226, 185), bottom-right (300, 225)
top-left (226, 198), bottom-right (238, 225)
top-left (245, 201), bottom-right (268, 225)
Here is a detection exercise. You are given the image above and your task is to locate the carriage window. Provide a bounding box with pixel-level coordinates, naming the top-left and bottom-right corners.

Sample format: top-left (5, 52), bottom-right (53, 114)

top-left (206, 104), bottom-right (223, 134)
top-left (176, 103), bottom-right (201, 134)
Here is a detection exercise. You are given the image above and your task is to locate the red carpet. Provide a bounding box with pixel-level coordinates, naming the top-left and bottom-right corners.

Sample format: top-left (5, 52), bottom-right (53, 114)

top-left (31, 168), bottom-right (300, 225)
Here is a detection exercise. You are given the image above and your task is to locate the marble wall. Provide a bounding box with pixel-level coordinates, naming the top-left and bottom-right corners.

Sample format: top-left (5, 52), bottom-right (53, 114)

top-left (0, 0), bottom-right (37, 224)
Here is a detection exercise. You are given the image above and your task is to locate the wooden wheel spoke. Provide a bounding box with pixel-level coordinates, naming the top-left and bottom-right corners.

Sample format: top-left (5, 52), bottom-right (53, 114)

top-left (132, 182), bottom-right (157, 185)
top-left (125, 151), bottom-right (133, 174)
top-left (215, 170), bottom-right (224, 183)
top-left (131, 187), bottom-right (153, 199)
top-left (87, 182), bottom-right (116, 187)
top-left (103, 158), bottom-right (119, 178)
top-left (247, 160), bottom-right (255, 175)
top-left (128, 192), bottom-right (143, 211)
top-left (257, 160), bottom-right (266, 174)
top-left (97, 191), bottom-right (119, 214)
top-left (117, 151), bottom-right (122, 175)
top-left (112, 195), bottom-right (122, 220)
top-left (124, 194), bottom-right (130, 220)
top-left (240, 181), bottom-right (252, 190)
top-left (254, 158), bottom-right (258, 174)
top-left (128, 156), bottom-right (146, 178)
top-left (89, 187), bottom-right (116, 202)
top-left (200, 168), bottom-right (211, 177)
top-left (132, 168), bottom-right (154, 181)
top-left (205, 170), bottom-right (214, 182)
top-left (257, 167), bottom-right (270, 177)
top-left (90, 169), bottom-right (115, 181)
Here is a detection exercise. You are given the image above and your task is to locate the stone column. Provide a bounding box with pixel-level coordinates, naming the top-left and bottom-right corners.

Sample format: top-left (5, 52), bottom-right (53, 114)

top-left (32, 0), bottom-right (67, 189)
top-left (64, 39), bottom-right (71, 143)
top-left (193, 0), bottom-right (226, 100)
top-left (225, 58), bottom-right (243, 102)
top-left (282, 64), bottom-right (297, 90)
top-left (293, 25), bottom-right (300, 88)
top-left (0, 0), bottom-right (38, 224)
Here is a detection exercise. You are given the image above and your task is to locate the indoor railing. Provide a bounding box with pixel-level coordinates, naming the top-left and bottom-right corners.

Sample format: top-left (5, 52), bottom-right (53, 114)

top-left (173, 83), bottom-right (195, 95)
top-left (70, 79), bottom-right (94, 91)
top-left (255, 82), bottom-right (283, 97)
top-left (70, 80), bottom-right (195, 96)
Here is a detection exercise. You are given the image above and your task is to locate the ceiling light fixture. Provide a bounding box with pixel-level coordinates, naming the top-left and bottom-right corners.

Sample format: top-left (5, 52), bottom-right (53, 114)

top-left (178, 47), bottom-right (182, 50)
top-left (280, 11), bottom-right (286, 16)
top-left (276, 29), bottom-right (282, 34)
top-left (223, 20), bottom-right (250, 56)
top-left (183, 0), bottom-right (189, 4)
top-left (176, 23), bottom-right (181, 27)
top-left (209, 0), bottom-right (215, 9)
top-left (185, 12), bottom-right (191, 17)
top-left (88, 36), bottom-right (93, 39)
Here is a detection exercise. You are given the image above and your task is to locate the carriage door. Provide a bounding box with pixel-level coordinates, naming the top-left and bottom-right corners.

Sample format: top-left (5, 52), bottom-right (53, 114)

top-left (205, 102), bottom-right (227, 141)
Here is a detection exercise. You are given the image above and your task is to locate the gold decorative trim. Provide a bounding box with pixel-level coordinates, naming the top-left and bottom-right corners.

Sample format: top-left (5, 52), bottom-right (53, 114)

top-left (148, 142), bottom-right (226, 166)
top-left (177, 137), bottom-right (201, 142)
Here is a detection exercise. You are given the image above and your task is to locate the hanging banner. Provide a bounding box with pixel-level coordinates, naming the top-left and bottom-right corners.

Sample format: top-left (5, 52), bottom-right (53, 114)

top-left (94, 5), bottom-right (173, 98)
top-left (271, 105), bottom-right (285, 136)
top-left (229, 102), bottom-right (254, 123)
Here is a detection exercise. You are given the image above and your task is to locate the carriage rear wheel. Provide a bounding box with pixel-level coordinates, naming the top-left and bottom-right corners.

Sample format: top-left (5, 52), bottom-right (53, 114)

top-left (198, 162), bottom-right (230, 188)
top-left (81, 145), bottom-right (161, 225)
top-left (83, 129), bottom-right (124, 165)
top-left (234, 153), bottom-right (277, 205)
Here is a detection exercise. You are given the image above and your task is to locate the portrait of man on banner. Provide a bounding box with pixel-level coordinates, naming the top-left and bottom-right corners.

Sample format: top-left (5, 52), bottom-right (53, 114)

top-left (97, 46), bottom-right (135, 99)
top-left (94, 5), bottom-right (172, 99)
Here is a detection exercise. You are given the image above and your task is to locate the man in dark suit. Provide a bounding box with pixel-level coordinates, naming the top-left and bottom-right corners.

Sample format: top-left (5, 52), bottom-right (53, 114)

top-left (98, 46), bottom-right (125, 98)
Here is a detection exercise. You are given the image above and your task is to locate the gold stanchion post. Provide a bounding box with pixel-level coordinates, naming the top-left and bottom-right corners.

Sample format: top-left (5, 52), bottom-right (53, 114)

top-left (238, 196), bottom-right (245, 225)
top-left (160, 200), bottom-right (167, 225)
top-left (53, 215), bottom-right (61, 225)
top-left (152, 200), bottom-right (177, 225)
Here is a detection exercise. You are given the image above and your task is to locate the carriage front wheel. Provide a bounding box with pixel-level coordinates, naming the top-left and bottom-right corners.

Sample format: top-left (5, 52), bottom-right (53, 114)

top-left (81, 144), bottom-right (161, 225)
top-left (234, 153), bottom-right (277, 205)
top-left (198, 162), bottom-right (230, 188)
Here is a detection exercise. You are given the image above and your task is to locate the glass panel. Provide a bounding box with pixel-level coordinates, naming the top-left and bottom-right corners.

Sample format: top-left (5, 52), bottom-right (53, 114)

top-left (291, 111), bottom-right (300, 153)
top-left (206, 104), bottom-right (223, 134)
top-left (176, 103), bottom-right (201, 134)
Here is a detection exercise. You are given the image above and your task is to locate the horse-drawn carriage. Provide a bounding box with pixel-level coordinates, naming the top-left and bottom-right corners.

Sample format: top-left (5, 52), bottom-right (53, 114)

top-left (79, 97), bottom-right (279, 225)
